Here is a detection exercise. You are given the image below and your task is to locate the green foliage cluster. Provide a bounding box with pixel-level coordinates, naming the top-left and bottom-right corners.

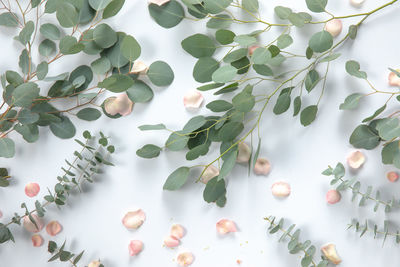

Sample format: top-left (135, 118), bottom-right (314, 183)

top-left (0, 167), bottom-right (11, 187)
top-left (347, 219), bottom-right (400, 246)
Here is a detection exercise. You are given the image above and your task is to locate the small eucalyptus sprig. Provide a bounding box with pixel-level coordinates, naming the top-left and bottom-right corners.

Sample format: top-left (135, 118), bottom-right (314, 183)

top-left (0, 130), bottom-right (115, 245)
top-left (347, 219), bottom-right (400, 246)
top-left (264, 216), bottom-right (330, 267)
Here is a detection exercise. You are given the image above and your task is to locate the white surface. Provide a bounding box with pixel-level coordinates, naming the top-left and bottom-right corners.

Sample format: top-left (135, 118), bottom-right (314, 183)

top-left (1, 0), bottom-right (400, 266)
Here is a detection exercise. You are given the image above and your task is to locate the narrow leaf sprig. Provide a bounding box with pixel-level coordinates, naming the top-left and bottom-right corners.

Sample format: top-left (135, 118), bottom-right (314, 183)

top-left (347, 219), bottom-right (400, 246)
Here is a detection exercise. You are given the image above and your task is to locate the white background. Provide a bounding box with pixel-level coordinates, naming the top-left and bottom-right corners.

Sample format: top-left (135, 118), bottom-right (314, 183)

top-left (1, 0), bottom-right (400, 266)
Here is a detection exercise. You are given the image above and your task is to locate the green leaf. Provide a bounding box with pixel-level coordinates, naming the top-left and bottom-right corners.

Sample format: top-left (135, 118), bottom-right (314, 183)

top-left (232, 87), bottom-right (255, 113)
top-left (349, 125), bottom-right (380, 149)
top-left (277, 34), bottom-right (293, 49)
top-left (147, 61), bottom-right (174, 86)
top-left (203, 177), bottom-right (226, 203)
top-left (253, 64), bottom-right (273, 76)
top-left (19, 49), bottom-right (29, 74)
top-left (0, 138), bottom-right (15, 158)
top-left (193, 57), bottom-right (219, 83)
top-left (251, 47), bottom-right (271, 65)
top-left (6, 71), bottom-right (23, 87)
top-left (293, 96), bottom-right (301, 116)
top-left (12, 82), bottom-right (40, 108)
top-left (73, 251), bottom-right (85, 265)
top-left (349, 25), bottom-right (358, 39)
top-left (18, 21), bottom-right (34, 45)
top-left (14, 124), bottom-right (39, 143)
top-left (36, 62), bottom-right (49, 80)
top-left (234, 34), bottom-right (257, 47)
top-left (77, 108), bottom-right (101, 121)
top-left (206, 14), bottom-right (232, 29)
top-left (320, 53), bottom-right (341, 63)
top-left (91, 57), bottom-right (111, 74)
top-left (40, 23), bottom-right (61, 40)
top-left (345, 60), bottom-right (367, 79)
top-left (121, 35), bottom-right (141, 62)
top-left (289, 13), bottom-right (307, 27)
top-left (183, 116), bottom-right (207, 132)
top-left (382, 141), bottom-right (399, 165)
top-left (181, 34), bottom-right (216, 58)
top-left (138, 124), bottom-right (166, 131)
top-left (206, 100), bottom-right (233, 112)
top-left (59, 36), bottom-right (84, 55)
top-left (18, 109), bottom-right (39, 124)
top-left (89, 0), bottom-right (112, 10)
top-left (148, 0), bottom-right (184, 29)
top-left (273, 91), bottom-right (291, 115)
top-left (223, 48), bottom-right (248, 63)
top-left (306, 0), bottom-right (327, 12)
top-left (216, 29), bottom-right (235, 45)
top-left (339, 93), bottom-right (363, 110)
top-left (309, 31), bottom-right (333, 53)
top-left (219, 121), bottom-right (244, 141)
top-left (93, 24), bottom-right (117, 48)
top-left (98, 74), bottom-right (134, 92)
top-left (212, 65), bottom-right (237, 83)
top-left (163, 167), bottom-right (190, 190)
top-left (56, 2), bottom-right (79, 28)
top-left (274, 6), bottom-right (292, 19)
top-left (103, 0), bottom-right (125, 19)
top-left (39, 39), bottom-right (56, 57)
top-left (376, 118), bottom-right (400, 141)
top-left (50, 116), bottom-right (76, 139)
top-left (242, 0), bottom-right (259, 12)
top-left (305, 69), bottom-right (320, 92)
top-left (165, 131), bottom-right (189, 151)
top-left (136, 144), bottom-right (162, 158)
top-left (219, 149), bottom-right (237, 179)
top-left (300, 105), bottom-right (318, 126)
top-left (362, 105), bottom-right (386, 122)
top-left (0, 12), bottom-right (19, 27)
top-left (126, 80), bottom-right (154, 103)
top-left (203, 0), bottom-right (232, 14)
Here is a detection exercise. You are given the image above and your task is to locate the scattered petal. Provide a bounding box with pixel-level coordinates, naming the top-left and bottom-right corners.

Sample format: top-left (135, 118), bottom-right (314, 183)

top-left (149, 0), bottom-right (170, 6)
top-left (350, 0), bottom-right (365, 7)
top-left (236, 142), bottom-right (251, 163)
top-left (164, 235), bottom-right (180, 247)
top-left (347, 150), bottom-right (365, 169)
top-left (177, 251), bottom-right (194, 266)
top-left (216, 219), bottom-right (237, 234)
top-left (128, 240), bottom-right (143, 256)
top-left (387, 171), bottom-right (399, 182)
top-left (236, 259), bottom-right (242, 264)
top-left (131, 60), bottom-right (148, 75)
top-left (88, 261), bottom-right (101, 267)
top-left (254, 158), bottom-right (271, 176)
top-left (23, 214), bottom-right (44, 233)
top-left (0, 210), bottom-right (2, 219)
top-left (122, 209), bottom-right (146, 229)
top-left (183, 90), bottom-right (204, 109)
top-left (324, 19), bottom-right (342, 37)
top-left (248, 45), bottom-right (260, 56)
top-left (201, 165), bottom-right (220, 184)
top-left (271, 181), bottom-right (291, 198)
top-left (326, 189), bottom-right (341, 204)
top-left (31, 234), bottom-right (44, 247)
top-left (321, 243), bottom-right (342, 265)
top-left (104, 94), bottom-right (134, 117)
top-left (25, 183), bottom-right (40, 198)
top-left (46, 221), bottom-right (62, 236)
top-left (388, 69), bottom-right (400, 87)
top-left (171, 224), bottom-right (186, 239)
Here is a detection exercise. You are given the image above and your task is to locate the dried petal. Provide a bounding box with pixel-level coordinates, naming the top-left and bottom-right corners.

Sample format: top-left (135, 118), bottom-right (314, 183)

top-left (104, 94), bottom-right (134, 117)
top-left (347, 150), bottom-right (365, 169)
top-left (88, 261), bottom-right (101, 267)
top-left (216, 219), bottom-right (237, 234)
top-left (248, 45), bottom-right (260, 56)
top-left (128, 240), bottom-right (143, 256)
top-left (388, 69), bottom-right (400, 87)
top-left (254, 158), bottom-right (271, 176)
top-left (271, 181), bottom-right (291, 198)
top-left (177, 251), bottom-right (194, 266)
top-left (122, 209), bottom-right (146, 229)
top-left (387, 171), bottom-right (399, 182)
top-left (23, 214), bottom-right (44, 233)
top-left (350, 0), bottom-right (365, 7)
top-left (171, 224), bottom-right (186, 239)
top-left (164, 235), bottom-right (180, 247)
top-left (326, 189), bottom-right (341, 204)
top-left (25, 183), bottom-right (40, 198)
top-left (31, 234), bottom-right (44, 247)
top-left (321, 243), bottom-right (342, 265)
top-left (46, 221), bottom-right (62, 236)
top-left (236, 142), bottom-right (251, 163)
top-left (324, 19), bottom-right (342, 37)
top-left (149, 0), bottom-right (170, 6)
top-left (131, 60), bottom-right (148, 75)
top-left (236, 259), bottom-right (242, 264)
top-left (201, 165), bottom-right (220, 184)
top-left (183, 90), bottom-right (204, 109)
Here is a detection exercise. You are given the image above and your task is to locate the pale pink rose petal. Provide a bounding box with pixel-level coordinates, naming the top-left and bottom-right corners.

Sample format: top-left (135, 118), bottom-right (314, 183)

top-left (321, 243), bottom-right (342, 264)
top-left (0, 210), bottom-right (3, 219)
top-left (177, 251), bottom-right (194, 267)
top-left (25, 183), bottom-right (40, 198)
top-left (236, 259), bottom-right (242, 264)
top-left (216, 219), bottom-right (237, 234)
top-left (183, 90), bottom-right (204, 109)
top-left (350, 0), bottom-right (365, 7)
top-left (236, 142), bottom-right (251, 163)
top-left (201, 165), bottom-right (220, 184)
top-left (164, 235), bottom-right (180, 247)
top-left (46, 221), bottom-right (62, 236)
top-left (248, 45), bottom-right (260, 56)
top-left (104, 97), bottom-right (120, 116)
top-left (31, 234), bottom-right (44, 247)
top-left (324, 19), bottom-right (342, 37)
top-left (131, 60), bottom-right (148, 75)
top-left (149, 0), bottom-right (170, 6)
top-left (387, 171), bottom-right (399, 182)
top-left (23, 214), bottom-right (44, 233)
top-left (88, 261), bottom-right (101, 267)
top-left (122, 209), bottom-right (146, 229)
top-left (104, 94), bottom-right (134, 117)
top-left (347, 150), bottom-right (365, 169)
top-left (128, 240), bottom-right (143, 256)
top-left (171, 224), bottom-right (185, 239)
top-left (254, 158), bottom-right (271, 176)
top-left (388, 70), bottom-right (400, 87)
top-left (326, 189), bottom-right (341, 204)
top-left (271, 181), bottom-right (291, 198)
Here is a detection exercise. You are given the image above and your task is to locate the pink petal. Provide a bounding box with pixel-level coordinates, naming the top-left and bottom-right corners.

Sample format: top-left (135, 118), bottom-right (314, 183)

top-left (216, 219), bottom-right (237, 234)
top-left (104, 94), bottom-right (134, 117)
top-left (237, 259), bottom-right (243, 264)
top-left (131, 60), bottom-right (148, 74)
top-left (248, 45), bottom-right (260, 56)
top-left (236, 142), bottom-right (251, 163)
top-left (104, 97), bottom-right (120, 116)
top-left (254, 158), bottom-right (271, 175)
top-left (164, 235), bottom-right (180, 247)
top-left (326, 189), bottom-right (341, 204)
top-left (122, 209), bottom-right (146, 229)
top-left (201, 165), bottom-right (220, 184)
top-left (88, 261), bottom-right (101, 267)
top-left (271, 181), bottom-right (291, 198)
top-left (31, 234), bottom-right (44, 247)
top-left (0, 210), bottom-right (3, 219)
top-left (324, 19), bottom-right (342, 37)
top-left (176, 251), bottom-right (194, 267)
top-left (171, 224), bottom-right (186, 239)
top-left (183, 90), bottom-right (204, 109)
top-left (350, 0), bottom-right (365, 7)
top-left (388, 70), bottom-right (400, 87)
top-left (46, 221), bottom-right (62, 236)
top-left (128, 240), bottom-right (143, 256)
top-left (321, 243), bottom-right (342, 264)
top-left (387, 171), bottom-right (399, 182)
top-left (23, 214), bottom-right (44, 233)
top-left (25, 183), bottom-right (40, 198)
top-left (347, 150), bottom-right (365, 169)
top-left (149, 0), bottom-right (170, 6)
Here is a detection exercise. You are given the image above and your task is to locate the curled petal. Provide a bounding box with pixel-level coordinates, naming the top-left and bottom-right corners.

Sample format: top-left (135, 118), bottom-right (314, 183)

top-left (25, 183), bottom-right (40, 198)
top-left (347, 150), bottom-right (365, 169)
top-left (122, 209), bottom-right (146, 229)
top-left (387, 171), bottom-right (399, 182)
top-left (350, 0), bottom-right (365, 7)
top-left (23, 214), bottom-right (44, 233)
top-left (271, 181), bottom-right (291, 198)
top-left (248, 45), bottom-right (260, 56)
top-left (177, 251), bottom-right (194, 267)
top-left (324, 19), bottom-right (342, 37)
top-left (236, 142), bottom-right (251, 163)
top-left (321, 243), bottom-right (342, 265)
top-left (88, 261), bottom-right (101, 267)
top-left (164, 235), bottom-right (180, 247)
top-left (183, 90), bottom-right (204, 109)
top-left (388, 70), bottom-right (400, 87)
top-left (216, 219), bottom-right (237, 234)
top-left (254, 158), bottom-right (271, 176)
top-left (128, 240), bottom-right (143, 256)
top-left (201, 165), bottom-right (220, 184)
top-left (31, 234), bottom-right (43, 247)
top-left (149, 0), bottom-right (170, 6)
top-left (171, 224), bottom-right (186, 239)
top-left (131, 60), bottom-right (148, 75)
top-left (46, 221), bottom-right (62, 236)
top-left (326, 190), bottom-right (341, 204)
top-left (104, 94), bottom-right (134, 117)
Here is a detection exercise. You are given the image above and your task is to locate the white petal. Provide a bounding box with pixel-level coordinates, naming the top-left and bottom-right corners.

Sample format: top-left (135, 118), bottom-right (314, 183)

top-left (347, 150), bottom-right (365, 169)
top-left (201, 165), bottom-right (220, 184)
top-left (183, 90), bottom-right (204, 109)
top-left (25, 183), bottom-right (40, 198)
top-left (32, 234), bottom-right (44, 247)
top-left (128, 240), bottom-right (143, 256)
top-left (122, 209), bottom-right (146, 229)
top-left (326, 190), bottom-right (341, 204)
top-left (131, 60), bottom-right (148, 74)
top-left (177, 251), bottom-right (194, 266)
top-left (88, 261), bottom-right (101, 267)
top-left (171, 224), bottom-right (186, 239)
top-left (254, 158), bottom-right (271, 176)
top-left (236, 142), bottom-right (251, 163)
top-left (388, 70), bottom-right (400, 87)
top-left (321, 243), bottom-right (342, 264)
top-left (23, 214), bottom-right (44, 233)
top-left (216, 219), bottom-right (237, 234)
top-left (350, 0), bottom-right (365, 7)
top-left (164, 235), bottom-right (180, 247)
top-left (271, 181), bottom-right (291, 198)
top-left (46, 221), bottom-right (62, 236)
top-left (324, 19), bottom-right (342, 37)
top-left (149, 0), bottom-right (170, 6)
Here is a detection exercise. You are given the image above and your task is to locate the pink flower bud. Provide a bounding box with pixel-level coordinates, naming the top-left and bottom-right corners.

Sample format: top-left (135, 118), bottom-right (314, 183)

top-left (177, 251), bottom-right (194, 266)
top-left (271, 181), bottom-right (291, 198)
top-left (23, 214), bottom-right (44, 233)
top-left (31, 234), bottom-right (43, 247)
top-left (248, 45), bottom-right (260, 56)
top-left (131, 60), bottom-right (148, 75)
top-left (164, 235), bottom-right (180, 247)
top-left (216, 219), bottom-right (237, 234)
top-left (254, 158), bottom-right (271, 175)
top-left (321, 243), bottom-right (342, 264)
top-left (350, 0), bottom-right (365, 7)
top-left (128, 240), bottom-right (143, 256)
top-left (347, 150), bottom-right (365, 169)
top-left (149, 0), bottom-right (170, 6)
top-left (388, 69), bottom-right (400, 87)
top-left (46, 221), bottom-right (62, 236)
top-left (183, 90), bottom-right (204, 109)
top-left (25, 183), bottom-right (40, 198)
top-left (201, 165), bottom-right (220, 184)
top-left (387, 171), bottom-right (399, 182)
top-left (326, 189), bottom-right (341, 204)
top-left (236, 142), bottom-right (251, 163)
top-left (122, 209), bottom-right (146, 229)
top-left (171, 224), bottom-right (186, 239)
top-left (104, 94), bottom-right (134, 117)
top-left (324, 19), bottom-right (342, 37)
top-left (88, 261), bottom-right (101, 267)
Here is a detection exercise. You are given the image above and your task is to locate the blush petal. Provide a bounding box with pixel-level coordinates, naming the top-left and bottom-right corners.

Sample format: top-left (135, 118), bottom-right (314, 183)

top-left (122, 209), bottom-right (146, 229)
top-left (164, 235), bottom-right (180, 247)
top-left (324, 19), bottom-right (342, 37)
top-left (248, 45), bottom-right (260, 56)
top-left (388, 70), bottom-right (400, 87)
top-left (104, 96), bottom-right (120, 116)
top-left (25, 183), bottom-right (40, 198)
top-left (236, 142), bottom-right (251, 163)
top-left (183, 90), bottom-right (204, 109)
top-left (177, 251), bottom-right (194, 266)
top-left (88, 261), bottom-right (101, 267)
top-left (347, 150), bottom-right (365, 169)
top-left (149, 0), bottom-right (170, 6)
top-left (0, 210), bottom-right (3, 219)
top-left (326, 189), bottom-right (341, 204)
top-left (171, 224), bottom-right (186, 239)
top-left (131, 60), bottom-right (148, 75)
top-left (128, 240), bottom-right (143, 256)
top-left (104, 94), bottom-right (134, 117)
top-left (387, 171), bottom-right (399, 182)
top-left (46, 221), bottom-right (62, 236)
top-left (201, 165), bottom-right (220, 184)
top-left (23, 214), bottom-right (44, 233)
top-left (271, 181), bottom-right (291, 198)
top-left (216, 219), bottom-right (237, 234)
top-left (254, 158), bottom-right (271, 175)
top-left (31, 234), bottom-right (44, 247)
top-left (321, 243), bottom-right (342, 264)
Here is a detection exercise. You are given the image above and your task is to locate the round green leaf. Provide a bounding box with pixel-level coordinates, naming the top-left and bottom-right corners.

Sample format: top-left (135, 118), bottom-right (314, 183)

top-left (91, 57), bottom-right (111, 74)
top-left (206, 100), bottom-right (233, 112)
top-left (39, 39), bottom-right (56, 57)
top-left (98, 74), bottom-right (134, 92)
top-left (219, 121), bottom-right (244, 141)
top-left (50, 116), bottom-right (76, 139)
top-left (77, 108), bottom-right (101, 121)
top-left (126, 80), bottom-right (154, 103)
top-left (251, 47), bottom-right (271, 65)
top-left (103, 0), bottom-right (125, 19)
top-left (36, 62), bottom-right (49, 80)
top-left (93, 24), bottom-right (117, 48)
top-left (89, 0), bottom-right (112, 10)
top-left (349, 125), bottom-right (380, 149)
top-left (212, 65), bottom-right (237, 83)
top-left (274, 6), bottom-right (292, 19)
top-left (253, 64), bottom-right (273, 76)
top-left (148, 0), bottom-right (184, 29)
top-left (0, 138), bottom-right (15, 158)
top-left (203, 177), bottom-right (226, 203)
top-left (40, 23), bottom-right (61, 40)
top-left (120, 35), bottom-right (141, 62)
top-left (163, 167), bottom-right (190, 190)
top-left (206, 14), bottom-right (232, 29)
top-left (300, 105), bottom-right (318, 126)
top-left (56, 2), bottom-right (79, 28)
top-left (12, 82), bottom-right (40, 108)
top-left (147, 61), bottom-right (174, 86)
top-left (193, 57), bottom-right (219, 83)
top-left (306, 0), bottom-right (327, 13)
top-left (181, 34), bottom-right (216, 58)
top-left (216, 29), bottom-right (235, 45)
top-left (136, 144), bottom-right (162, 159)
top-left (309, 31), bottom-right (333, 53)
top-left (345, 60), bottom-right (367, 79)
top-left (69, 65), bottom-right (93, 92)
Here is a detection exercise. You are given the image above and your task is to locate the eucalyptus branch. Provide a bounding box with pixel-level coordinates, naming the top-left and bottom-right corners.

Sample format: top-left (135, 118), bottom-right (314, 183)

top-left (347, 219), bottom-right (400, 246)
